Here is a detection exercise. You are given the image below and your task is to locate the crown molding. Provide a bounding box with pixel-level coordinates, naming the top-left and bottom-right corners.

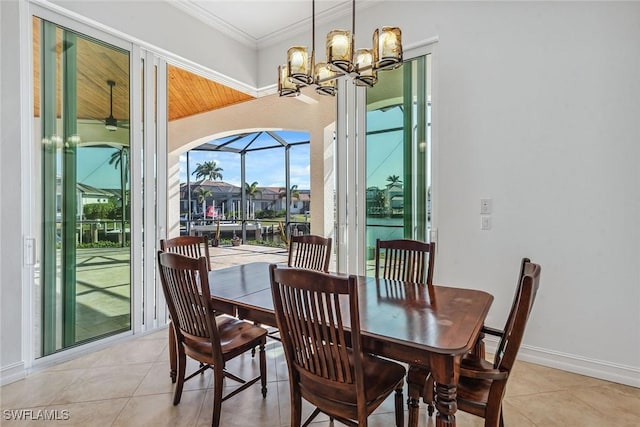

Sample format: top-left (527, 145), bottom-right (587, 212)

top-left (170, 0), bottom-right (258, 48)
top-left (168, 0), bottom-right (377, 50)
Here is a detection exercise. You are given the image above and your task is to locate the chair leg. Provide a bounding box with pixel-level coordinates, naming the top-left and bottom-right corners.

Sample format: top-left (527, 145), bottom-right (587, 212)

top-left (291, 389), bottom-right (302, 427)
top-left (407, 386), bottom-right (420, 427)
top-left (173, 349), bottom-right (186, 405)
top-left (168, 322), bottom-right (177, 383)
top-left (425, 374), bottom-right (435, 417)
top-left (211, 366), bottom-right (224, 427)
top-left (485, 402), bottom-right (502, 427)
top-left (394, 385), bottom-right (404, 427)
top-left (259, 340), bottom-right (267, 398)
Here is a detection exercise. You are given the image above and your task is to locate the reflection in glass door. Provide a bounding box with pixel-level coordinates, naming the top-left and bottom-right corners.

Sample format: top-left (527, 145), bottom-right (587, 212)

top-left (364, 55), bottom-right (431, 270)
top-left (35, 17), bottom-right (131, 356)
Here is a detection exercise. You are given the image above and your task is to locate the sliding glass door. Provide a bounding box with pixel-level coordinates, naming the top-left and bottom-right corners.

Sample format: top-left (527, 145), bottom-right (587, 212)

top-left (333, 50), bottom-right (433, 275)
top-left (364, 55), bottom-right (432, 270)
top-left (35, 16), bottom-right (131, 355)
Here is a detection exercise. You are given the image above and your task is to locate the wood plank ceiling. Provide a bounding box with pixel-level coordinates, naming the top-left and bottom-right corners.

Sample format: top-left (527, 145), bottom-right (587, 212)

top-left (32, 16), bottom-right (255, 124)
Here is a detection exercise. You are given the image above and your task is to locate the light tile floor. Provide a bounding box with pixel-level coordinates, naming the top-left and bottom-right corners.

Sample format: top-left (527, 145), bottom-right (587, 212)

top-left (3, 246), bottom-right (639, 426)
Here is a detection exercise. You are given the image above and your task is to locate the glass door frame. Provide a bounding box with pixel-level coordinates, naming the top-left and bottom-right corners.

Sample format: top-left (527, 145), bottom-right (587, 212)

top-left (335, 41), bottom-right (438, 276)
top-left (26, 2), bottom-right (168, 365)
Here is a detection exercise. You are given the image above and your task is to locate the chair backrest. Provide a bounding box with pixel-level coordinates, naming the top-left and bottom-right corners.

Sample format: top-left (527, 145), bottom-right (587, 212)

top-left (287, 234), bottom-right (332, 273)
top-left (160, 235), bottom-right (211, 271)
top-left (269, 265), bottom-right (365, 402)
top-left (493, 259), bottom-right (541, 371)
top-left (157, 251), bottom-right (223, 365)
top-left (375, 239), bottom-right (435, 285)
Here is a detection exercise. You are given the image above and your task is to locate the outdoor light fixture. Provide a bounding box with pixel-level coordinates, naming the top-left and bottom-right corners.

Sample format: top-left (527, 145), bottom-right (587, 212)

top-left (278, 0), bottom-right (402, 97)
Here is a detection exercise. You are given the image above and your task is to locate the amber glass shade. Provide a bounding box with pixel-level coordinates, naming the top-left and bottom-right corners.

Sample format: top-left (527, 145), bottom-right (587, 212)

top-left (373, 27), bottom-right (402, 70)
top-left (278, 65), bottom-right (299, 97)
top-left (354, 48), bottom-right (377, 87)
top-left (314, 62), bottom-right (337, 96)
top-left (287, 46), bottom-right (313, 85)
top-left (326, 29), bottom-right (354, 73)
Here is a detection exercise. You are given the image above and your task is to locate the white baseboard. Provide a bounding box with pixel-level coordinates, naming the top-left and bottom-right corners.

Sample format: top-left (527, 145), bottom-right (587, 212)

top-left (0, 361), bottom-right (26, 386)
top-left (484, 339), bottom-right (640, 388)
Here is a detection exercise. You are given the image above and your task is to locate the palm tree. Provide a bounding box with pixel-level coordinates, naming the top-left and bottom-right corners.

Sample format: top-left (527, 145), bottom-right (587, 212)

top-left (244, 181), bottom-right (262, 219)
top-left (386, 174), bottom-right (402, 188)
top-left (108, 146), bottom-right (129, 170)
top-left (278, 185), bottom-right (300, 209)
top-left (245, 181), bottom-right (262, 200)
top-left (192, 160), bottom-right (223, 181)
top-left (109, 146), bottom-right (129, 246)
top-left (194, 187), bottom-right (212, 216)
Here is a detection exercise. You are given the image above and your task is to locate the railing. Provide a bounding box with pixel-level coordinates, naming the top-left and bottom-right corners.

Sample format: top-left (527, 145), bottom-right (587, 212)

top-left (56, 219), bottom-right (130, 246)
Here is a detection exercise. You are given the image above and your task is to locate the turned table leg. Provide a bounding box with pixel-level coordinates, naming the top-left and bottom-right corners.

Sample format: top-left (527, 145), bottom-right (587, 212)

top-left (434, 381), bottom-right (457, 427)
top-left (429, 354), bottom-right (462, 427)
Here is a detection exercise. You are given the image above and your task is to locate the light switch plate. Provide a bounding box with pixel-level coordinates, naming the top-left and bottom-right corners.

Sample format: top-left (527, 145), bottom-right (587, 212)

top-left (480, 198), bottom-right (492, 214)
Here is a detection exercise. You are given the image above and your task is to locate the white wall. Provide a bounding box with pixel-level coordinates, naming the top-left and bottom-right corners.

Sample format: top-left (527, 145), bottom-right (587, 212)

top-left (260, 1), bottom-right (640, 383)
top-left (1, 0), bottom-right (28, 383)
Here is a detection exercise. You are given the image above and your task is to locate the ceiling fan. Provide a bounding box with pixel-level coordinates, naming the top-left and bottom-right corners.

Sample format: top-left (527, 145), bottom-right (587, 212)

top-left (104, 79), bottom-right (128, 131)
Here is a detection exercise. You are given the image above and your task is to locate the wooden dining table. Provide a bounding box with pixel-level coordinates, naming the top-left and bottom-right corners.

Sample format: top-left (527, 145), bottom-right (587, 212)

top-left (169, 261), bottom-right (493, 427)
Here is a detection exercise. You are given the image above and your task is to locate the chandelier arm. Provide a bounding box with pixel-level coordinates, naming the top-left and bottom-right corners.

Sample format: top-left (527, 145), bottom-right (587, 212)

top-left (312, 0), bottom-right (315, 55)
top-left (352, 0), bottom-right (356, 38)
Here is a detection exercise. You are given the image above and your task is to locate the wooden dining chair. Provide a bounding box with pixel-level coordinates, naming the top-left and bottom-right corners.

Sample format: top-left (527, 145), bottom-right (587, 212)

top-left (160, 235), bottom-right (213, 382)
top-left (157, 251), bottom-right (268, 427)
top-left (269, 264), bottom-right (405, 427)
top-left (407, 258), bottom-right (541, 427)
top-left (287, 234), bottom-right (332, 273)
top-left (160, 235), bottom-right (211, 271)
top-left (374, 238), bottom-right (435, 285)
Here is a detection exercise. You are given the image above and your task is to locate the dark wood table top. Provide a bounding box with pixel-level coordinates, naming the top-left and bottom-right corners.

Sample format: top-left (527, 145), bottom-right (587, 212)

top-left (208, 262), bottom-right (493, 357)
top-left (205, 261), bottom-right (494, 427)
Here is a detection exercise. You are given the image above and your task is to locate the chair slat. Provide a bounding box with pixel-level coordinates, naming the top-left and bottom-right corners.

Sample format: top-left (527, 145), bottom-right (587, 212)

top-left (160, 236), bottom-right (211, 271)
top-left (375, 239), bottom-right (435, 285)
top-left (288, 234), bottom-right (332, 272)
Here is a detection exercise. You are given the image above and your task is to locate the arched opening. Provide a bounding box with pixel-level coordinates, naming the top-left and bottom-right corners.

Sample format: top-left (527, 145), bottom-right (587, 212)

top-left (179, 130), bottom-right (311, 247)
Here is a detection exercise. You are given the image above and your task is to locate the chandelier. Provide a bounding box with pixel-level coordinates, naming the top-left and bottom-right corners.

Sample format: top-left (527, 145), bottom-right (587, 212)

top-left (278, 0), bottom-right (402, 97)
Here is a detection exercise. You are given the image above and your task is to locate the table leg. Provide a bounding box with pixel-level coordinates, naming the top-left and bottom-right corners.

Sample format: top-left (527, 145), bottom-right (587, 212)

top-left (169, 321), bottom-right (177, 383)
top-left (434, 382), bottom-right (457, 426)
top-left (429, 354), bottom-right (461, 427)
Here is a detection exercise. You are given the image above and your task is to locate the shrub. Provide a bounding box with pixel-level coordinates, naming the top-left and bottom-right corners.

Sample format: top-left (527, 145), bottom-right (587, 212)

top-left (84, 202), bottom-right (117, 220)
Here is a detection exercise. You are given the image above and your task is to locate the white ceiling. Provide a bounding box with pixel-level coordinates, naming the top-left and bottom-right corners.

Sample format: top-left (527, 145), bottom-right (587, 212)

top-left (170, 0), bottom-right (372, 48)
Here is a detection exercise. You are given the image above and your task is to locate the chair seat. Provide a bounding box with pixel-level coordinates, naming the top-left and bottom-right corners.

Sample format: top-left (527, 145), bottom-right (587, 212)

top-left (299, 347), bottom-right (405, 409)
top-left (183, 315), bottom-right (268, 362)
top-left (456, 357), bottom-right (501, 414)
top-left (407, 350), bottom-right (499, 406)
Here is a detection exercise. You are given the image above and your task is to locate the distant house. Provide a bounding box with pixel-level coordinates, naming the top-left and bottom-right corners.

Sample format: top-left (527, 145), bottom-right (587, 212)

top-left (387, 184), bottom-right (403, 215)
top-left (180, 180), bottom-right (309, 217)
top-left (56, 177), bottom-right (121, 219)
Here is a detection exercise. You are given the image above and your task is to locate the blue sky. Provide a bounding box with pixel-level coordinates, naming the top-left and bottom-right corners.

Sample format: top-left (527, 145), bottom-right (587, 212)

top-left (72, 132), bottom-right (311, 191)
top-left (179, 132), bottom-right (311, 189)
top-left (76, 146), bottom-right (124, 190)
